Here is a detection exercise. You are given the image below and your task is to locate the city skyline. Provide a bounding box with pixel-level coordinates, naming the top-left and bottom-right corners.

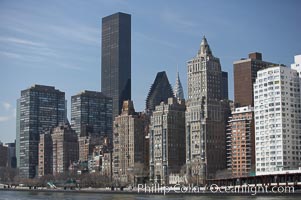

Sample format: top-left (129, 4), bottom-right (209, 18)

top-left (1, 0), bottom-right (301, 143)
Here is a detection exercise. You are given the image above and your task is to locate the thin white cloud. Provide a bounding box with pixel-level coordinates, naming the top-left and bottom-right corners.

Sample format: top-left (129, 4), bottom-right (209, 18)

top-left (57, 63), bottom-right (85, 71)
top-left (134, 32), bottom-right (177, 49)
top-left (161, 10), bottom-right (198, 28)
top-left (48, 24), bottom-right (99, 45)
top-left (0, 102), bottom-right (15, 122)
top-left (159, 10), bottom-right (205, 37)
top-left (13, 108), bottom-right (16, 118)
top-left (0, 36), bottom-right (44, 47)
top-left (2, 102), bottom-right (12, 111)
top-left (3, 21), bottom-right (99, 47)
top-left (0, 115), bottom-right (13, 122)
top-left (0, 50), bottom-right (45, 63)
top-left (0, 35), bottom-right (58, 63)
top-left (0, 8), bottom-right (97, 71)
top-left (0, 51), bottom-right (23, 59)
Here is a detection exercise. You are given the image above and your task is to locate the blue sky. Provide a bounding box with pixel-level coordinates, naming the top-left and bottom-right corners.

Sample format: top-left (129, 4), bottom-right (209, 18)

top-left (0, 0), bottom-right (300, 143)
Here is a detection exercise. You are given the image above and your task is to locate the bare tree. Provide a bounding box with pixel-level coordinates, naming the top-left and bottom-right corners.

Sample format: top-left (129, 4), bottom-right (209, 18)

top-left (39, 174), bottom-right (55, 187)
top-left (215, 168), bottom-right (232, 179)
top-left (79, 172), bottom-right (111, 188)
top-left (0, 167), bottom-right (18, 184)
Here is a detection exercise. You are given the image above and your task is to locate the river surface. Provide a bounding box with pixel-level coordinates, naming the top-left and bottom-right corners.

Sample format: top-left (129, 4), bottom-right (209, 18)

top-left (0, 191), bottom-right (301, 200)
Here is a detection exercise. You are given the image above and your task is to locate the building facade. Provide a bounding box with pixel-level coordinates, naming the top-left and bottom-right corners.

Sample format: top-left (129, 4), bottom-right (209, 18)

top-left (6, 142), bottom-right (16, 168)
top-left (226, 106), bottom-right (255, 177)
top-left (149, 98), bottom-right (186, 185)
top-left (291, 54), bottom-right (301, 76)
top-left (221, 71), bottom-right (229, 100)
top-left (254, 66), bottom-right (301, 175)
top-left (112, 100), bottom-right (146, 184)
top-left (16, 99), bottom-right (20, 168)
top-left (88, 140), bottom-right (111, 175)
top-left (234, 52), bottom-right (277, 107)
top-left (146, 71), bottom-right (174, 112)
top-left (19, 85), bottom-right (66, 178)
top-left (102, 152), bottom-right (112, 177)
top-left (71, 90), bottom-right (112, 139)
top-left (38, 132), bottom-right (52, 176)
top-left (78, 134), bottom-right (103, 162)
top-left (101, 12), bottom-right (131, 118)
top-left (186, 36), bottom-right (228, 183)
top-left (52, 124), bottom-right (79, 175)
top-left (0, 142), bottom-right (8, 167)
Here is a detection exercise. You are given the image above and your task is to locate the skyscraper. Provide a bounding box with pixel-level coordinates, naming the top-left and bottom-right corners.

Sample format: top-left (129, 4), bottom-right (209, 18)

top-left (19, 85), bottom-right (66, 178)
top-left (101, 12), bottom-right (131, 118)
top-left (186, 36), bottom-right (227, 183)
top-left (254, 66), bottom-right (301, 175)
top-left (71, 90), bottom-right (112, 139)
top-left (174, 71), bottom-right (185, 100)
top-left (149, 98), bottom-right (186, 184)
top-left (146, 71), bottom-right (174, 112)
top-left (234, 52), bottom-right (277, 106)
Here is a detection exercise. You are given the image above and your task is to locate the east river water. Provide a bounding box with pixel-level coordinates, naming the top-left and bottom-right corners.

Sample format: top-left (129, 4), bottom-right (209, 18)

top-left (0, 191), bottom-right (301, 200)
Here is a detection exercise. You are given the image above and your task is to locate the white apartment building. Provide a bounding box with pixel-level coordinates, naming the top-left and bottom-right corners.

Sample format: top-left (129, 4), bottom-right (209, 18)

top-left (254, 66), bottom-right (301, 175)
top-left (291, 55), bottom-right (301, 76)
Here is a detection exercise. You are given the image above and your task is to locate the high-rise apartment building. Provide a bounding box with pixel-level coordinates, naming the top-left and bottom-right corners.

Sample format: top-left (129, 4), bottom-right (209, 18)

top-left (52, 124), bottom-right (79, 175)
top-left (186, 36), bottom-right (227, 183)
top-left (254, 66), bottom-right (301, 175)
top-left (291, 55), bottom-right (301, 100)
top-left (146, 71), bottom-right (174, 112)
top-left (291, 55), bottom-right (301, 76)
top-left (226, 106), bottom-right (254, 177)
top-left (234, 52), bottom-right (277, 106)
top-left (71, 90), bottom-right (112, 140)
top-left (19, 85), bottom-right (66, 178)
top-left (112, 100), bottom-right (146, 184)
top-left (101, 12), bottom-right (131, 118)
top-left (149, 98), bottom-right (186, 184)
top-left (232, 53), bottom-right (277, 178)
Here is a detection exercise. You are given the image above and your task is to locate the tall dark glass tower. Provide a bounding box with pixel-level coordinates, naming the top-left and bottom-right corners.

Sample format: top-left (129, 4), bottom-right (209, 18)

top-left (19, 85), bottom-right (66, 178)
top-left (101, 12), bottom-right (131, 118)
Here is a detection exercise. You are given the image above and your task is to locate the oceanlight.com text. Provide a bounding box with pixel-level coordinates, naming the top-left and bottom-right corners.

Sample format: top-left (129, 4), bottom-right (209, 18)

top-left (137, 184), bottom-right (295, 195)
